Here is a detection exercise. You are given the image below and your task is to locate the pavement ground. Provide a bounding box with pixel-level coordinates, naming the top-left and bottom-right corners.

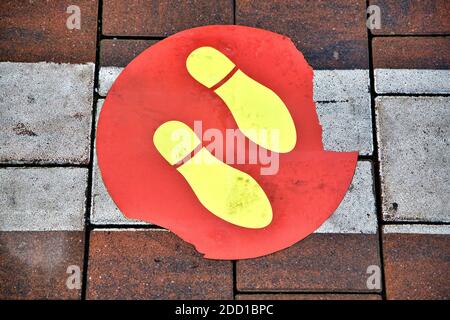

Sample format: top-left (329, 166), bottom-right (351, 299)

top-left (0, 0), bottom-right (449, 300)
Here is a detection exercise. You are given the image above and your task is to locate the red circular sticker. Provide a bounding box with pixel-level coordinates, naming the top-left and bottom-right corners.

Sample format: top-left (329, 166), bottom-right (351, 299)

top-left (96, 25), bottom-right (357, 259)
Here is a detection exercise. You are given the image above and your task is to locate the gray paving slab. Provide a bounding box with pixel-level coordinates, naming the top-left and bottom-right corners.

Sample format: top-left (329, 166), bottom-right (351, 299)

top-left (316, 161), bottom-right (377, 234)
top-left (317, 99), bottom-right (373, 155)
top-left (0, 62), bottom-right (94, 164)
top-left (0, 168), bottom-right (87, 231)
top-left (383, 224), bottom-right (450, 235)
top-left (313, 70), bottom-right (370, 102)
top-left (375, 69), bottom-right (450, 94)
top-left (376, 96), bottom-right (450, 222)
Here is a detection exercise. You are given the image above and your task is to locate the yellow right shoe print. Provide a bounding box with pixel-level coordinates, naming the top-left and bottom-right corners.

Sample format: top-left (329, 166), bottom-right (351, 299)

top-left (186, 46), bottom-right (297, 153)
top-left (153, 120), bottom-right (273, 229)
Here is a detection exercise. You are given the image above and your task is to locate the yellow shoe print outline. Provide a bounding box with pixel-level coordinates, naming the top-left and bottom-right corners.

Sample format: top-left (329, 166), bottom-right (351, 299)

top-left (186, 46), bottom-right (297, 153)
top-left (153, 120), bottom-right (273, 229)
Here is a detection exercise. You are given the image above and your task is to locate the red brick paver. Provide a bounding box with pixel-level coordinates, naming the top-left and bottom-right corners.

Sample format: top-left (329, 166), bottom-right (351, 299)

top-left (383, 232), bottom-right (450, 300)
top-left (0, 0), bottom-right (98, 63)
top-left (236, 294), bottom-right (382, 300)
top-left (87, 230), bottom-right (233, 299)
top-left (237, 234), bottom-right (380, 292)
top-left (370, 0), bottom-right (450, 35)
top-left (236, 0), bottom-right (369, 69)
top-left (102, 0), bottom-right (233, 36)
top-left (0, 232), bottom-right (84, 300)
top-left (373, 37), bottom-right (450, 69)
top-left (100, 39), bottom-right (158, 67)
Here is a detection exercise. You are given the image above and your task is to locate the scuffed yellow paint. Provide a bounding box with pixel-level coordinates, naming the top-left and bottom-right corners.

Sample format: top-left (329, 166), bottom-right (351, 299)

top-left (186, 46), bottom-right (297, 153)
top-left (153, 120), bottom-right (273, 229)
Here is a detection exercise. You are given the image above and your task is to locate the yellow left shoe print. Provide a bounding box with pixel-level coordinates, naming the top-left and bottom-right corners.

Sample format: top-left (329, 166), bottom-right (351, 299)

top-left (153, 120), bottom-right (273, 229)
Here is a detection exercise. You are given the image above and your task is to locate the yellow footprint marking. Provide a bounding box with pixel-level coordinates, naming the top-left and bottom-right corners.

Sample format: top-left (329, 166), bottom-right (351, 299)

top-left (153, 120), bottom-right (273, 229)
top-left (186, 46), bottom-right (297, 153)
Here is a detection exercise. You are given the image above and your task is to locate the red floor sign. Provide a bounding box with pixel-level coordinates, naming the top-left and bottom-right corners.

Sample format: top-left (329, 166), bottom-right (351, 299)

top-left (96, 25), bottom-right (357, 259)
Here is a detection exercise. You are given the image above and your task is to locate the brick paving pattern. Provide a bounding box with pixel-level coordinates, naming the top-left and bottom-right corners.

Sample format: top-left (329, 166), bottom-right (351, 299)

top-left (0, 0), bottom-right (448, 300)
top-left (87, 230), bottom-right (233, 299)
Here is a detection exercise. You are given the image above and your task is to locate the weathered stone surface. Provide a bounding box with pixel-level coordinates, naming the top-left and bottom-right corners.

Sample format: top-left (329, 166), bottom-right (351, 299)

top-left (314, 70), bottom-right (370, 102)
top-left (314, 70), bottom-right (373, 155)
top-left (376, 97), bottom-right (450, 222)
top-left (0, 62), bottom-right (94, 164)
top-left (0, 168), bottom-right (87, 231)
top-left (384, 224), bottom-right (450, 235)
top-left (316, 161), bottom-right (377, 234)
top-left (317, 100), bottom-right (373, 155)
top-left (98, 66), bottom-right (122, 97)
top-left (375, 69), bottom-right (450, 94)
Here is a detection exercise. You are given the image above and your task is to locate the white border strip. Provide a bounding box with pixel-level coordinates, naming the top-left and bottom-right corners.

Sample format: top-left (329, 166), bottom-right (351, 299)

top-left (383, 224), bottom-right (450, 235)
top-left (375, 69), bottom-right (450, 94)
